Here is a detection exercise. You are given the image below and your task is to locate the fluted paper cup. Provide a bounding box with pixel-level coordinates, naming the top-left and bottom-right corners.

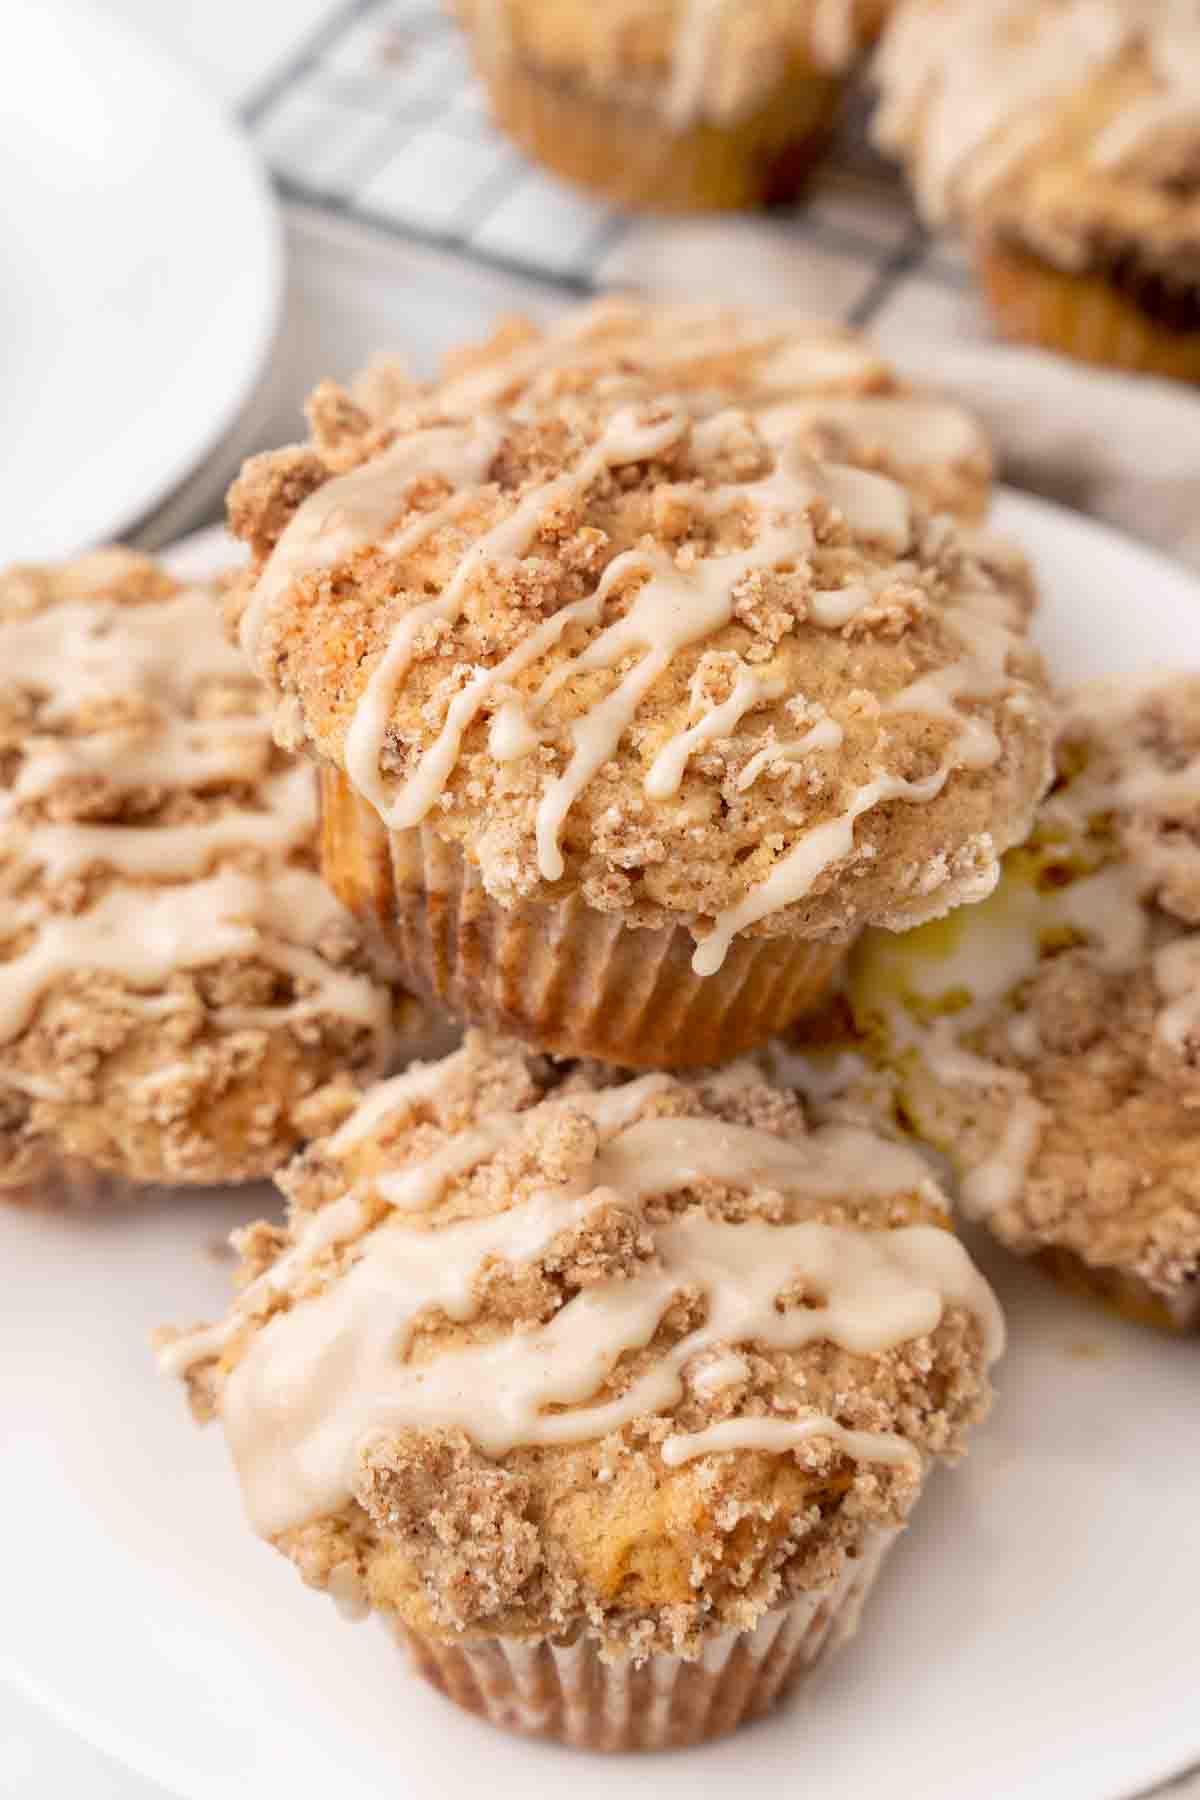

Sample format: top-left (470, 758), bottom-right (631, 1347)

top-left (390, 1529), bottom-right (895, 1752)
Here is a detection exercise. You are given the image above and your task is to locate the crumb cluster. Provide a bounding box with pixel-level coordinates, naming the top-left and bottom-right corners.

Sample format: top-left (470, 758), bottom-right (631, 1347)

top-left (0, 550), bottom-right (407, 1197)
top-left (168, 1032), bottom-right (992, 1659)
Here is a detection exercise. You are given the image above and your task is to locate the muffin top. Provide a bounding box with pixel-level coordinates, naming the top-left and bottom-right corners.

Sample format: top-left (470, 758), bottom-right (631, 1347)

top-left (159, 1033), bottom-right (1000, 1655)
top-left (874, 0), bottom-right (1200, 290)
top-left (457, 0), bottom-right (891, 122)
top-left (0, 550), bottom-right (412, 1196)
top-left (229, 378), bottom-right (1052, 971)
top-left (850, 674), bottom-right (1200, 1328)
top-left (412, 299), bottom-right (994, 522)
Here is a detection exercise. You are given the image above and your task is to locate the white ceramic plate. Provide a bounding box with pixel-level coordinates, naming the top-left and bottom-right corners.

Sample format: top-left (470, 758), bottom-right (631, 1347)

top-left (1, 496), bottom-right (1197, 1800)
top-left (0, 0), bottom-right (281, 564)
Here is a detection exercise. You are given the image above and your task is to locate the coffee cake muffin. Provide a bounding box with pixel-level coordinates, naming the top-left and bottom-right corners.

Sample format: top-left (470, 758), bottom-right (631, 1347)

top-left (849, 675), bottom-right (1200, 1332)
top-left (0, 550), bottom-right (421, 1205)
top-left (420, 299), bottom-right (996, 523)
top-left (227, 374), bottom-right (1052, 1067)
top-left (873, 0), bottom-right (1200, 382)
top-left (158, 1033), bottom-right (1001, 1750)
top-left (450, 0), bottom-right (891, 212)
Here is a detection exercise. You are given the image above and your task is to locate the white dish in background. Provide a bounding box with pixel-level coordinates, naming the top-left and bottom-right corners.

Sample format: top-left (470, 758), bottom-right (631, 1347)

top-left (1, 495), bottom-right (1197, 1800)
top-left (0, 0), bottom-right (281, 564)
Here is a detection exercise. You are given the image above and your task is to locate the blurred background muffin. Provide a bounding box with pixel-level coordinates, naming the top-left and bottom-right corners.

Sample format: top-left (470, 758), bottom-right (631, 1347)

top-left (873, 0), bottom-right (1200, 382)
top-left (449, 0), bottom-right (894, 211)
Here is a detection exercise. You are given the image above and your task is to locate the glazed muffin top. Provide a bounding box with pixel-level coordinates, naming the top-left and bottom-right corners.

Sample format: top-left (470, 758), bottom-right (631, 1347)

top-left (0, 550), bottom-right (414, 1196)
top-left (456, 0), bottom-right (892, 123)
top-left (849, 674), bottom-right (1200, 1329)
top-left (229, 375), bottom-right (1052, 971)
top-left (874, 0), bottom-right (1200, 287)
top-left (402, 299), bottom-right (995, 522)
top-left (159, 1033), bottom-right (1000, 1656)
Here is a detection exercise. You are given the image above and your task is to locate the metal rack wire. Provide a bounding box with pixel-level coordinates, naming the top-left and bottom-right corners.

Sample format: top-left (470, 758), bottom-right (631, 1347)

top-left (241, 0), bottom-right (979, 335)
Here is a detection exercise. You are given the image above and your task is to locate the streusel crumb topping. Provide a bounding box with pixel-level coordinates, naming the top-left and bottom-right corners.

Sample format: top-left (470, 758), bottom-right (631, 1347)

top-left (229, 368), bottom-right (1051, 971)
top-left (415, 300), bottom-right (994, 522)
top-left (0, 549), bottom-right (409, 1195)
top-left (159, 1033), bottom-right (999, 1658)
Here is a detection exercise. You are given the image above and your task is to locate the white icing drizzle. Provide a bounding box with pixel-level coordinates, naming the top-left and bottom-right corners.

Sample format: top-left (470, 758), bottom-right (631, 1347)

top-left (1152, 935), bottom-right (1200, 1060)
top-left (811, 0), bottom-right (864, 71)
top-left (960, 1100), bottom-right (1047, 1219)
top-left (0, 865), bottom-right (385, 1046)
top-left (666, 0), bottom-right (728, 128)
top-left (432, 299), bottom-right (901, 420)
top-left (667, 0), bottom-right (865, 125)
top-left (167, 1100), bottom-right (1000, 1538)
top-left (326, 1562), bottom-right (370, 1623)
top-left (860, 739), bottom-right (1165, 1219)
top-left (18, 761), bottom-right (316, 885)
top-left (341, 408), bottom-right (688, 836)
top-left (1092, 92), bottom-right (1200, 168)
top-left (735, 714), bottom-right (845, 791)
top-left (689, 1349), bottom-right (751, 1397)
top-left (696, 560), bottom-right (1032, 979)
top-left (14, 716), bottom-right (272, 804)
top-left (758, 396), bottom-right (984, 472)
top-left (809, 585), bottom-right (872, 628)
top-left (160, 1073), bottom-right (676, 1381)
top-left (310, 393), bottom-right (996, 949)
top-left (661, 1413), bottom-right (919, 1471)
top-left (695, 769), bottom-right (948, 978)
top-left (3, 588), bottom-right (249, 720)
top-left (873, 0), bottom-right (1195, 222)
top-left (886, 605), bottom-right (1016, 772)
top-left (241, 421), bottom-right (507, 663)
top-left (646, 666), bottom-right (785, 801)
top-left (373, 1122), bottom-right (527, 1214)
top-left (1, 583), bottom-right (390, 1054)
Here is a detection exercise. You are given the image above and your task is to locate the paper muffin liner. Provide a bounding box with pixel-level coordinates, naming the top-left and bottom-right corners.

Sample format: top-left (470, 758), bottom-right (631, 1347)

top-left (320, 767), bottom-right (845, 1070)
top-left (465, 33), bottom-right (842, 213)
top-left (391, 1529), bottom-right (895, 1752)
top-left (1035, 1247), bottom-right (1200, 1336)
top-left (974, 238), bottom-right (1200, 384)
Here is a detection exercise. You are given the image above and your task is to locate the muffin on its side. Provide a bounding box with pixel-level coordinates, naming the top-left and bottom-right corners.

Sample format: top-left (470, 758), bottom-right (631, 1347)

top-left (228, 373), bottom-right (1052, 1068)
top-left (0, 550), bottom-right (422, 1205)
top-left (850, 675), bottom-right (1200, 1333)
top-left (158, 1034), bottom-right (1002, 1751)
top-left (873, 0), bottom-right (1200, 382)
top-left (451, 0), bottom-right (891, 213)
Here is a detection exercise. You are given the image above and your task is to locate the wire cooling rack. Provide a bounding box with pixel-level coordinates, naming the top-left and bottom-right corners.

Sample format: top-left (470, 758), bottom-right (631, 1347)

top-left (242, 0), bottom-right (982, 334)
